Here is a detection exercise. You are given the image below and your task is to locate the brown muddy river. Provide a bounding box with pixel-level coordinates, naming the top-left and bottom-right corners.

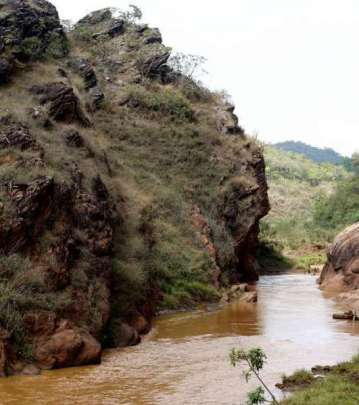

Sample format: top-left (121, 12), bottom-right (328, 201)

top-left (1, 274), bottom-right (359, 404)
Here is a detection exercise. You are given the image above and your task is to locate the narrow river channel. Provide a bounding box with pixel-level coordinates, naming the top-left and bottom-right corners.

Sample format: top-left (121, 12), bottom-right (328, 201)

top-left (1, 274), bottom-right (359, 404)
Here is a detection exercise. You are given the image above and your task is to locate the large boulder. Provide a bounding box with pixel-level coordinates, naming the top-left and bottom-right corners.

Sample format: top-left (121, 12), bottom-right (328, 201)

top-left (0, 0), bottom-right (68, 83)
top-left (320, 223), bottom-right (359, 292)
top-left (35, 327), bottom-right (101, 369)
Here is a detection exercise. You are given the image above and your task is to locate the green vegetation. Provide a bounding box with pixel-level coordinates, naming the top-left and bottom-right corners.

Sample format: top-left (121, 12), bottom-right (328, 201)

top-left (230, 347), bottom-right (279, 405)
top-left (256, 239), bottom-right (294, 271)
top-left (125, 84), bottom-right (193, 121)
top-left (261, 146), bottom-right (351, 259)
top-left (313, 174), bottom-right (359, 233)
top-left (293, 252), bottom-right (326, 272)
top-left (279, 369), bottom-right (315, 389)
top-left (0, 255), bottom-right (55, 349)
top-left (280, 354), bottom-right (359, 405)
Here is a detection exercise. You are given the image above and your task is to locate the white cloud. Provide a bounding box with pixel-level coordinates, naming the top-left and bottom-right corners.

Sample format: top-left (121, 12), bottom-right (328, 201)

top-left (52, 0), bottom-right (359, 156)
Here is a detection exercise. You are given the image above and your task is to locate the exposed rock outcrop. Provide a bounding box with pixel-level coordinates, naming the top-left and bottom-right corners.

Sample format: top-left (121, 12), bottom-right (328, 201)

top-left (0, 0), bottom-right (68, 82)
top-left (76, 9), bottom-right (125, 39)
top-left (0, 1), bottom-right (270, 376)
top-left (136, 44), bottom-right (171, 78)
top-left (30, 82), bottom-right (91, 126)
top-left (67, 58), bottom-right (105, 109)
top-left (220, 152), bottom-right (270, 281)
top-left (0, 121), bottom-right (37, 151)
top-left (320, 223), bottom-right (359, 309)
top-left (62, 129), bottom-right (85, 148)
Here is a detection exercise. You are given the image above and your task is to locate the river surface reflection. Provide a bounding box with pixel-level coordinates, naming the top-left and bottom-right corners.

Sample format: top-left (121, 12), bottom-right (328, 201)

top-left (0, 274), bottom-right (358, 404)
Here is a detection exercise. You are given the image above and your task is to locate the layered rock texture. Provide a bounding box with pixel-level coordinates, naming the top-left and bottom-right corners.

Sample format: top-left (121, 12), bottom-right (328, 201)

top-left (0, 1), bottom-right (269, 375)
top-left (320, 223), bottom-right (359, 309)
top-left (0, 0), bottom-right (68, 83)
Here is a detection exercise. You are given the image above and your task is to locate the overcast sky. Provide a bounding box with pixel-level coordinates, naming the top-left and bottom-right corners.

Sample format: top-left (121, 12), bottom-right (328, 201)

top-left (52, 0), bottom-right (359, 156)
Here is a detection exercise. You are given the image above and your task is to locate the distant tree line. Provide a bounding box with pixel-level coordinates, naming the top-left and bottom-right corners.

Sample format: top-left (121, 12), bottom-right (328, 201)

top-left (273, 141), bottom-right (346, 166)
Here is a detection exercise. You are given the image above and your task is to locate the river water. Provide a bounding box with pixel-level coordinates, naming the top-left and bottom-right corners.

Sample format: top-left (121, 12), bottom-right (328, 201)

top-left (1, 274), bottom-right (359, 404)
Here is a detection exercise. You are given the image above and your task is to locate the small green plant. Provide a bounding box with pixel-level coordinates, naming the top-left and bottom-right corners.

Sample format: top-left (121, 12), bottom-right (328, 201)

top-left (247, 387), bottom-right (266, 405)
top-left (229, 347), bottom-right (279, 405)
top-left (125, 84), bottom-right (193, 121)
top-left (280, 369), bottom-right (315, 388)
top-left (294, 253), bottom-right (326, 272)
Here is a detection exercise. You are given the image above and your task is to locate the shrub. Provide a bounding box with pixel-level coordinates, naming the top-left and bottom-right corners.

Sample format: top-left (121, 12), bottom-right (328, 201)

top-left (46, 31), bottom-right (69, 58)
top-left (125, 84), bottom-right (193, 121)
top-left (175, 280), bottom-right (220, 302)
top-left (280, 369), bottom-right (315, 388)
top-left (0, 254), bottom-right (31, 278)
top-left (20, 37), bottom-right (42, 59)
top-left (295, 253), bottom-right (326, 271)
top-left (313, 174), bottom-right (359, 231)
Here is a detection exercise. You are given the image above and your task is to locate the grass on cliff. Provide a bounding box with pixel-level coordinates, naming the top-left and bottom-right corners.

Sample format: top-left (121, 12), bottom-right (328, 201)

top-left (280, 354), bottom-right (359, 405)
top-left (0, 254), bottom-right (74, 358)
top-left (0, 27), bottom-right (262, 318)
top-left (80, 28), bottom-right (258, 300)
top-left (94, 86), bottom-right (260, 311)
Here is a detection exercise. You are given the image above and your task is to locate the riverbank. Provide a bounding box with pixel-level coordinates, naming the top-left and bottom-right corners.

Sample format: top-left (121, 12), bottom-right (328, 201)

top-left (257, 242), bottom-right (326, 276)
top-left (278, 353), bottom-right (359, 405)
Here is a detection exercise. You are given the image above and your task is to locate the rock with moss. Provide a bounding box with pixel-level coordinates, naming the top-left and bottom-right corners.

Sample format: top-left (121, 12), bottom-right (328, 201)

top-left (0, 0), bottom-right (68, 83)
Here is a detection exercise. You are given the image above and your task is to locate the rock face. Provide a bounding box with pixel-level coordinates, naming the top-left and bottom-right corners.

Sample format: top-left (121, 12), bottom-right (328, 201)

top-left (67, 58), bottom-right (104, 109)
top-left (320, 223), bottom-right (359, 294)
top-left (0, 121), bottom-right (37, 150)
top-left (0, 118), bottom-right (115, 373)
top-left (30, 82), bottom-right (91, 126)
top-left (220, 152), bottom-right (270, 281)
top-left (0, 0), bottom-right (68, 82)
top-left (0, 2), bottom-right (270, 376)
top-left (76, 9), bottom-right (125, 39)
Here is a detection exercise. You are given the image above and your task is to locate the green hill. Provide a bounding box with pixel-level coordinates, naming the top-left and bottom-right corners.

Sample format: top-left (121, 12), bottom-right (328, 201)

top-left (273, 141), bottom-right (345, 166)
top-left (260, 145), bottom-right (350, 253)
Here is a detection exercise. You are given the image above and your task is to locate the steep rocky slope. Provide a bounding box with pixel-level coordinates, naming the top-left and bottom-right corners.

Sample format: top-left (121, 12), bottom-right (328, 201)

top-left (0, 1), bottom-right (269, 375)
top-left (320, 223), bottom-right (359, 309)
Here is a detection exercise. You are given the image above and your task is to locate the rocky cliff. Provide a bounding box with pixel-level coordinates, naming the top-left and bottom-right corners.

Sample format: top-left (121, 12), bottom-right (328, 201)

top-left (0, 1), bottom-right (269, 375)
top-left (320, 223), bottom-right (359, 309)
